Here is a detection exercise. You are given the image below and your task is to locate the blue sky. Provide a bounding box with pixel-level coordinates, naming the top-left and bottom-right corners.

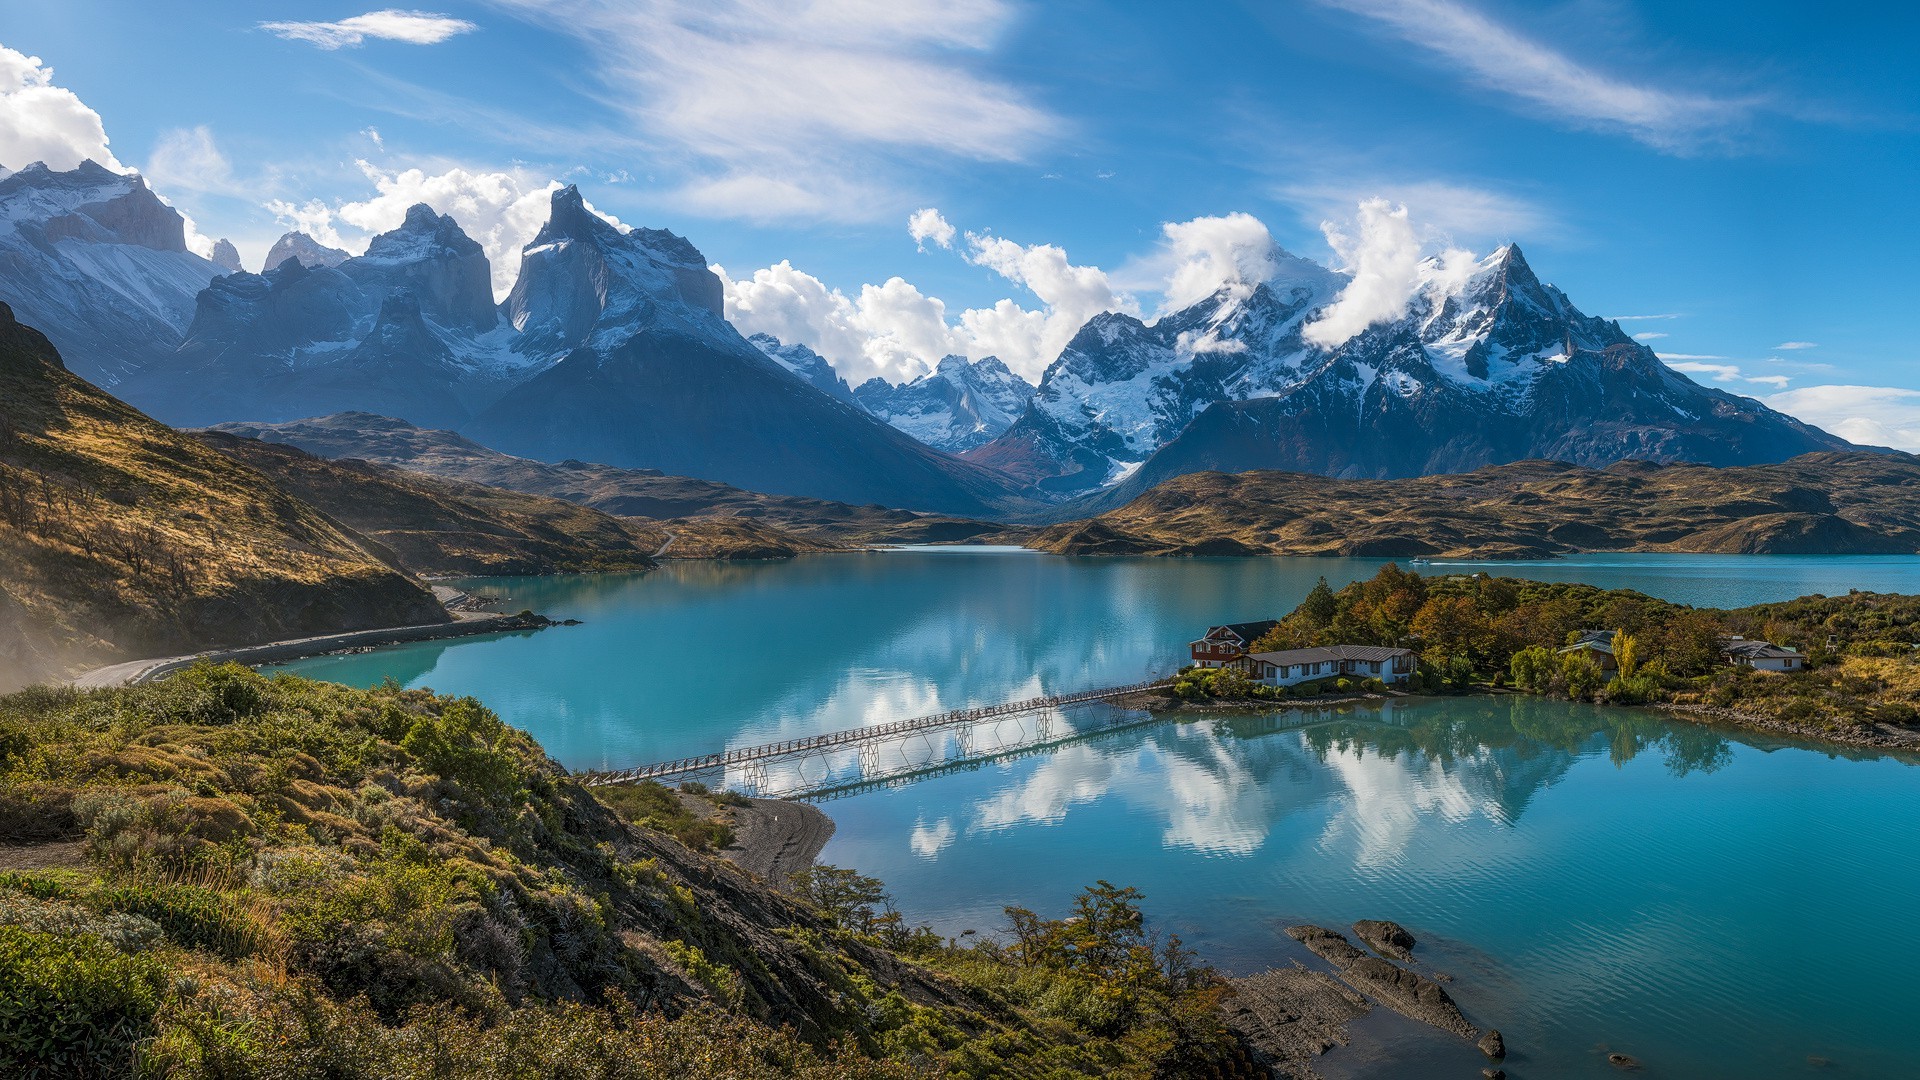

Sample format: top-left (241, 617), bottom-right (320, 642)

top-left (4, 1), bottom-right (1919, 443)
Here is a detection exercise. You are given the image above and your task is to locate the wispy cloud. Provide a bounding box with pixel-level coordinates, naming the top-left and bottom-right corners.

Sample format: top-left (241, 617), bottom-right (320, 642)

top-left (1315, 0), bottom-right (1760, 152)
top-left (1274, 176), bottom-right (1553, 246)
top-left (260, 10), bottom-right (478, 49)
top-left (1633, 331), bottom-right (1668, 340)
top-left (485, 0), bottom-right (1055, 221)
top-left (1764, 385), bottom-right (1920, 451)
top-left (1612, 312), bottom-right (1684, 321)
top-left (1662, 355), bottom-right (1791, 389)
top-left (1773, 340), bottom-right (1818, 350)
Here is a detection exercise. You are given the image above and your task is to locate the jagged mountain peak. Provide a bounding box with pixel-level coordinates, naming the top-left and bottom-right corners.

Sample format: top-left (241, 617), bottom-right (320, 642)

top-left (0, 161), bottom-right (222, 385)
top-left (265, 231), bottom-right (351, 272)
top-left (507, 187), bottom-right (723, 349)
top-left (853, 352), bottom-right (1036, 453)
top-left (345, 206), bottom-right (496, 333)
top-left (210, 238), bottom-right (243, 273)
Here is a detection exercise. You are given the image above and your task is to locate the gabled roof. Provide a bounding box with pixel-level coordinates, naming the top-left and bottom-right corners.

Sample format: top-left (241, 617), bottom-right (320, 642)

top-left (1244, 644), bottom-right (1414, 667)
top-left (1721, 638), bottom-right (1801, 660)
top-left (1203, 620), bottom-right (1279, 643)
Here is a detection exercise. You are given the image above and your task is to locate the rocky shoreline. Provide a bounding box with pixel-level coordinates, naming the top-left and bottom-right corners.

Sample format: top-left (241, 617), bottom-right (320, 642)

top-left (717, 797), bottom-right (837, 887)
top-left (1226, 921), bottom-right (1509, 1079)
top-left (1656, 702), bottom-right (1920, 753)
top-left (1117, 686), bottom-right (1920, 757)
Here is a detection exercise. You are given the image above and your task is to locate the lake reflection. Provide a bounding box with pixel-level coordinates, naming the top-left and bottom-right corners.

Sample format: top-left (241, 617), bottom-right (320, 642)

top-left (822, 697), bottom-right (1920, 1079)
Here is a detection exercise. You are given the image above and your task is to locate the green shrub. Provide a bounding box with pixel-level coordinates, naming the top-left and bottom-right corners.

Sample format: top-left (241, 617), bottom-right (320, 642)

top-left (0, 925), bottom-right (168, 1077)
top-left (97, 879), bottom-right (261, 962)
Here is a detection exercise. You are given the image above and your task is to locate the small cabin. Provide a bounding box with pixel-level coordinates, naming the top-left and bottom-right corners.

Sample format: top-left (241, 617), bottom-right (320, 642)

top-left (1721, 636), bottom-right (1805, 672)
top-left (1557, 629), bottom-right (1621, 672)
top-left (1189, 620), bottom-right (1280, 668)
top-left (1233, 645), bottom-right (1416, 687)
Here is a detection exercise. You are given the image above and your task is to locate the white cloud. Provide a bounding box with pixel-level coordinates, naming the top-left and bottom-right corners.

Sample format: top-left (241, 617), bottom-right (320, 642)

top-left (267, 161), bottom-right (623, 299)
top-left (908, 207), bottom-right (955, 250)
top-left (1661, 357), bottom-right (1790, 389)
top-left (1633, 331), bottom-right (1668, 340)
top-left (144, 125), bottom-right (239, 195)
top-left (1275, 177), bottom-right (1552, 245)
top-left (485, 0), bottom-right (1054, 220)
top-left (962, 229), bottom-right (1135, 365)
top-left (1306, 198), bottom-right (1473, 348)
top-left (1773, 340), bottom-right (1818, 350)
top-left (1315, 0), bottom-right (1758, 152)
top-left (720, 214), bottom-right (1147, 384)
top-left (260, 10), bottom-right (478, 49)
top-left (0, 44), bottom-right (123, 172)
top-left (715, 260), bottom-right (959, 385)
top-left (1136, 212), bottom-right (1283, 312)
top-left (1763, 385), bottom-right (1920, 451)
top-left (1612, 312), bottom-right (1683, 321)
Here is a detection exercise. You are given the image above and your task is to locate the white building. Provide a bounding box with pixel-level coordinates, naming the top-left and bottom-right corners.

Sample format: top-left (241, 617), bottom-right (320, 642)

top-left (1721, 636), bottom-right (1805, 672)
top-left (1233, 645), bottom-right (1416, 687)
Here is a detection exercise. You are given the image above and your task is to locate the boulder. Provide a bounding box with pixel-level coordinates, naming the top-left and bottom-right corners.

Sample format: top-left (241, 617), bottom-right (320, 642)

top-left (1477, 1028), bottom-right (1506, 1060)
top-left (1353, 918), bottom-right (1417, 959)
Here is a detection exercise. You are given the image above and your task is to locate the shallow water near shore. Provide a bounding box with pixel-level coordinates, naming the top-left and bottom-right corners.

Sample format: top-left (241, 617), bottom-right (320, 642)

top-left (273, 549), bottom-right (1920, 1077)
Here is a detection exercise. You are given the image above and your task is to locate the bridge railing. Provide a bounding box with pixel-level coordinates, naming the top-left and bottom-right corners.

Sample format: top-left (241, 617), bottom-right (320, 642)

top-left (581, 678), bottom-right (1168, 786)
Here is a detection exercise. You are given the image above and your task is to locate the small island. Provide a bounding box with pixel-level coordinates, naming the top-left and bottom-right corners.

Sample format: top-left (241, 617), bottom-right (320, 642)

top-left (1146, 565), bottom-right (1920, 752)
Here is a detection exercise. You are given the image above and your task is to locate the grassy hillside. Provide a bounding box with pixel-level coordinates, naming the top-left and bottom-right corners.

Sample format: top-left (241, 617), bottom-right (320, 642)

top-left (211, 414), bottom-right (1024, 547)
top-left (0, 304), bottom-right (445, 689)
top-left (198, 433), bottom-right (665, 576)
top-left (0, 666), bottom-right (1238, 1077)
top-left (1031, 454), bottom-right (1920, 558)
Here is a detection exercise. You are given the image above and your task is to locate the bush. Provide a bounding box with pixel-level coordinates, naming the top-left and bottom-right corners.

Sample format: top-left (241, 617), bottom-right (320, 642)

top-left (0, 925), bottom-right (168, 1077)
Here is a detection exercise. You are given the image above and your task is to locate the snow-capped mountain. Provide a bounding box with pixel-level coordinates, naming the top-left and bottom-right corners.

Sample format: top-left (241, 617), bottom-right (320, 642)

top-left (466, 188), bottom-right (1019, 513)
top-left (748, 333), bottom-right (855, 401)
top-left (746, 333), bottom-right (1037, 452)
top-left (121, 203), bottom-right (540, 430)
top-left (0, 160), bottom-right (227, 386)
top-left (264, 230), bottom-right (350, 272)
top-left (853, 354), bottom-right (1036, 453)
top-left (70, 183), bottom-right (1022, 514)
top-left (972, 243), bottom-right (1854, 505)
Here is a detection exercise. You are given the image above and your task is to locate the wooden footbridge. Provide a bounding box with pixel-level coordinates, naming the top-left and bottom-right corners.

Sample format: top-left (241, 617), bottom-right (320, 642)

top-left (579, 678), bottom-right (1171, 798)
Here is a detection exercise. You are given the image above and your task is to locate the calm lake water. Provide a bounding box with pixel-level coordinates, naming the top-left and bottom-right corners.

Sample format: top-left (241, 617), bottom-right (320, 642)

top-left (274, 550), bottom-right (1920, 1077)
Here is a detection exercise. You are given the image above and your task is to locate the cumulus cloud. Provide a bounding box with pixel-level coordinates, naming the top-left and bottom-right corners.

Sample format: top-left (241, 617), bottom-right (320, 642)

top-left (962, 230), bottom-right (1135, 359)
top-left (719, 217), bottom-right (1144, 384)
top-left (0, 44), bottom-right (123, 172)
top-left (715, 260), bottom-right (961, 385)
top-left (486, 0), bottom-right (1054, 220)
top-left (1315, 0), bottom-right (1760, 152)
top-left (260, 10), bottom-right (478, 49)
top-left (1764, 385), bottom-right (1920, 451)
top-left (267, 161), bottom-right (623, 299)
top-left (1152, 213), bottom-right (1283, 312)
top-left (1305, 198), bottom-right (1473, 348)
top-left (908, 207), bottom-right (955, 250)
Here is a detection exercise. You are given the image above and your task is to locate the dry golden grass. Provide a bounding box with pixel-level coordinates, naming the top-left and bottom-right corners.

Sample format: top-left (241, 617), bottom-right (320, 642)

top-left (0, 308), bottom-right (443, 686)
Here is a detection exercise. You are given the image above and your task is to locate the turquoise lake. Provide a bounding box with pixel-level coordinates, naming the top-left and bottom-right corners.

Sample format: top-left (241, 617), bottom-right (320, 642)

top-left (274, 551), bottom-right (1920, 1077)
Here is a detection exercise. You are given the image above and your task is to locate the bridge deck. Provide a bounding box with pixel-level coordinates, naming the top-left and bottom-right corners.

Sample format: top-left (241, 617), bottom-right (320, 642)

top-left (581, 678), bottom-right (1168, 787)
